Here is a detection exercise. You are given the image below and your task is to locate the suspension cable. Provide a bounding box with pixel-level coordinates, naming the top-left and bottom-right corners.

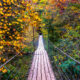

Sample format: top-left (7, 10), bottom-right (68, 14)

top-left (53, 45), bottom-right (80, 64)
top-left (0, 53), bottom-right (19, 69)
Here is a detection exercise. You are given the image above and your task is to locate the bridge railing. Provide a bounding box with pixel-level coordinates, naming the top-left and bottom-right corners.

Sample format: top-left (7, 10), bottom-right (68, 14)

top-left (0, 34), bottom-right (39, 80)
top-left (48, 40), bottom-right (80, 80)
top-left (0, 53), bottom-right (32, 80)
top-left (0, 27), bottom-right (39, 80)
top-left (1, 52), bottom-right (35, 80)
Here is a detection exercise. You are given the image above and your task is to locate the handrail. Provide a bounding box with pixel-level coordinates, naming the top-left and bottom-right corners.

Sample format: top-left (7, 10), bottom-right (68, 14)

top-left (0, 53), bottom-right (19, 68)
top-left (53, 45), bottom-right (80, 64)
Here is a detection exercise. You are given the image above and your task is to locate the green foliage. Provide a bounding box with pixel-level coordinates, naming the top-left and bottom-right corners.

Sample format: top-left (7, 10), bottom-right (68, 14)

top-left (23, 47), bottom-right (29, 53)
top-left (1, 54), bottom-right (32, 80)
top-left (60, 60), bottom-right (76, 72)
top-left (60, 60), bottom-right (80, 76)
top-left (69, 3), bottom-right (80, 9)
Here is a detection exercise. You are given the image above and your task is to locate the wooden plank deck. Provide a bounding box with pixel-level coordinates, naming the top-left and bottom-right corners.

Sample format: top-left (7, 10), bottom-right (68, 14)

top-left (27, 35), bottom-right (56, 80)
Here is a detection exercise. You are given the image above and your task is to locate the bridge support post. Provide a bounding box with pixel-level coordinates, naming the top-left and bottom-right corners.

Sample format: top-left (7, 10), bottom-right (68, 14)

top-left (33, 26), bottom-right (35, 51)
top-left (47, 27), bottom-right (49, 53)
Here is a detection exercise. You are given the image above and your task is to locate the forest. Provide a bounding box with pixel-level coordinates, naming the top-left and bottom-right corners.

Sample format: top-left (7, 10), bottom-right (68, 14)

top-left (0, 0), bottom-right (80, 80)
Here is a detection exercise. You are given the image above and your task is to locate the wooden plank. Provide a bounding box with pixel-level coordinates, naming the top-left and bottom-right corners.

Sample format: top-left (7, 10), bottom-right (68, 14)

top-left (37, 51), bottom-right (41, 80)
top-left (41, 50), bottom-right (46, 80)
top-left (28, 51), bottom-right (37, 80)
top-left (32, 51), bottom-right (39, 80)
top-left (43, 50), bottom-right (51, 80)
top-left (45, 50), bottom-right (56, 80)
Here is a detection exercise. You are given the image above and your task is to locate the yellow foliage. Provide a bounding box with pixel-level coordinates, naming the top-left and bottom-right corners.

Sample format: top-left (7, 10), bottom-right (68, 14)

top-left (0, 57), bottom-right (1, 61)
top-left (0, 67), bottom-right (3, 72)
top-left (4, 26), bottom-right (7, 29)
top-left (0, 0), bottom-right (42, 59)
top-left (32, 0), bottom-right (38, 3)
top-left (3, 59), bottom-right (6, 62)
top-left (0, 46), bottom-right (3, 49)
top-left (17, 19), bottom-right (23, 22)
top-left (2, 69), bottom-right (7, 73)
top-left (0, 2), bottom-right (2, 6)
top-left (0, 30), bottom-right (3, 34)
top-left (3, 0), bottom-right (6, 2)
top-left (11, 0), bottom-right (14, 3)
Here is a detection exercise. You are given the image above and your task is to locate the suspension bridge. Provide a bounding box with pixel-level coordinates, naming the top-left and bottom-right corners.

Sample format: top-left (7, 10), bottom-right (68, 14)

top-left (28, 35), bottom-right (56, 80)
top-left (0, 35), bottom-right (80, 80)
